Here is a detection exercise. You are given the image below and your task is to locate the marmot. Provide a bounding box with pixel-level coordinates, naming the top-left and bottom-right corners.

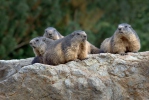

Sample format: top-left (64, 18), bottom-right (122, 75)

top-left (43, 30), bottom-right (88, 65)
top-left (43, 28), bottom-right (100, 54)
top-left (100, 23), bottom-right (140, 55)
top-left (29, 37), bottom-right (54, 64)
top-left (29, 37), bottom-right (54, 56)
top-left (43, 27), bottom-right (64, 40)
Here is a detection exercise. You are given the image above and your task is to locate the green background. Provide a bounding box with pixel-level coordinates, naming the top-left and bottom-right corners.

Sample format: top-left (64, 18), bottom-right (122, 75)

top-left (0, 0), bottom-right (149, 59)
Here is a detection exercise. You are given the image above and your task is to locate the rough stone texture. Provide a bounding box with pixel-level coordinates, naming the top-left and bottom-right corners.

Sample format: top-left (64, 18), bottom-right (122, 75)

top-left (0, 58), bottom-right (33, 81)
top-left (0, 52), bottom-right (149, 100)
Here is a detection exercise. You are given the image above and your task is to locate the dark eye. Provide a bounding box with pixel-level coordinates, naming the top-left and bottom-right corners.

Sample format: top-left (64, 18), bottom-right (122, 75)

top-left (77, 33), bottom-right (80, 35)
top-left (125, 26), bottom-right (127, 28)
top-left (36, 39), bottom-right (39, 42)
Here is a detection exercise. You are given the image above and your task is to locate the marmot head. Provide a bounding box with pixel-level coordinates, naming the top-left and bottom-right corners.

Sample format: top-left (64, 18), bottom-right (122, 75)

top-left (30, 37), bottom-right (50, 55)
top-left (115, 23), bottom-right (135, 35)
top-left (71, 30), bottom-right (87, 42)
top-left (43, 27), bottom-right (61, 40)
top-left (30, 37), bottom-right (44, 48)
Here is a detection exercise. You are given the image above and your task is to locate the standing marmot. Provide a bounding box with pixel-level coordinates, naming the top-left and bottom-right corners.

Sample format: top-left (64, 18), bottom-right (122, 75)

top-left (43, 30), bottom-right (88, 65)
top-left (100, 23), bottom-right (140, 55)
top-left (43, 28), bottom-right (100, 54)
top-left (29, 37), bottom-right (54, 64)
top-left (43, 27), bottom-right (64, 40)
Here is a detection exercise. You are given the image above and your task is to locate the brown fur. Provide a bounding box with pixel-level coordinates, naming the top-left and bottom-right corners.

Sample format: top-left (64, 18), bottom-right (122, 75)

top-left (100, 38), bottom-right (112, 53)
top-left (87, 42), bottom-right (101, 54)
top-left (43, 30), bottom-right (88, 65)
top-left (43, 28), bottom-right (100, 54)
top-left (100, 23), bottom-right (140, 54)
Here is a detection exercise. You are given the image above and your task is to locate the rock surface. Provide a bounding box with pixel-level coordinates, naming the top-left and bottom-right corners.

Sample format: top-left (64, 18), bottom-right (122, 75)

top-left (0, 52), bottom-right (149, 100)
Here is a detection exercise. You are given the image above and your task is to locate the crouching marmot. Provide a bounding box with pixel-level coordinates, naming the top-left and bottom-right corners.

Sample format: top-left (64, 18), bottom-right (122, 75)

top-left (29, 37), bottom-right (54, 64)
top-left (43, 30), bottom-right (88, 65)
top-left (43, 27), bottom-right (100, 54)
top-left (100, 23), bottom-right (140, 55)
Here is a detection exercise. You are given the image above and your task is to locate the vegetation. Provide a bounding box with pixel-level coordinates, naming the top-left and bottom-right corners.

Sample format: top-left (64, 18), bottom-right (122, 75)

top-left (0, 0), bottom-right (149, 59)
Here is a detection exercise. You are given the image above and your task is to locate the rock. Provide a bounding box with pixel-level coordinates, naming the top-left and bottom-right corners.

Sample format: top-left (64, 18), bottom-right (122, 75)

top-left (0, 57), bottom-right (33, 81)
top-left (0, 52), bottom-right (149, 100)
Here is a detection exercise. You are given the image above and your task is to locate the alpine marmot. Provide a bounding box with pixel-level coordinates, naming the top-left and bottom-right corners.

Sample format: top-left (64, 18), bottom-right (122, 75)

top-left (29, 37), bottom-right (54, 56)
top-left (29, 37), bottom-right (54, 64)
top-left (100, 23), bottom-right (140, 55)
top-left (43, 30), bottom-right (88, 65)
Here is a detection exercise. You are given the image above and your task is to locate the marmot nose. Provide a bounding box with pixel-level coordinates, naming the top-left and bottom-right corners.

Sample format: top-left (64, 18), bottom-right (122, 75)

top-left (118, 28), bottom-right (122, 31)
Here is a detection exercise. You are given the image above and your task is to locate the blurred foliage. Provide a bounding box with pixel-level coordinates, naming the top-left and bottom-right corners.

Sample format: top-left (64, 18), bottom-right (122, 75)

top-left (0, 0), bottom-right (149, 59)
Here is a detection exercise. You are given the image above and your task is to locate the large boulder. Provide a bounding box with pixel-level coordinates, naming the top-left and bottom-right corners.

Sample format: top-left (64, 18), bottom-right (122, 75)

top-left (0, 52), bottom-right (149, 100)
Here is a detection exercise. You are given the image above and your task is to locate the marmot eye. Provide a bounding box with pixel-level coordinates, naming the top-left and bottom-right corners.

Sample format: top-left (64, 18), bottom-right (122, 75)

top-left (36, 39), bottom-right (39, 42)
top-left (77, 33), bottom-right (80, 35)
top-left (125, 26), bottom-right (127, 28)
